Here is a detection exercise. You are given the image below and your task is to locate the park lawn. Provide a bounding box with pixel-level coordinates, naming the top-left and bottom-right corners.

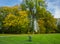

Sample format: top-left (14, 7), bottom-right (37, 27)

top-left (0, 34), bottom-right (60, 44)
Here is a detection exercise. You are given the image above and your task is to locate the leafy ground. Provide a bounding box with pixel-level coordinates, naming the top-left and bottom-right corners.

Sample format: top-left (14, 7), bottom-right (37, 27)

top-left (0, 34), bottom-right (60, 44)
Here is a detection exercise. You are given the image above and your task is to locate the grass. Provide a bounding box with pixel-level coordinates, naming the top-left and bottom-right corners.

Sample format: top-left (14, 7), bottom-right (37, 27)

top-left (0, 34), bottom-right (60, 44)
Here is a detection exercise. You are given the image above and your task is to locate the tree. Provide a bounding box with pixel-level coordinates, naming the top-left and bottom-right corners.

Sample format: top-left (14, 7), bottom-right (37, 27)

top-left (3, 11), bottom-right (29, 34)
top-left (38, 11), bottom-right (57, 33)
top-left (44, 11), bottom-right (57, 33)
top-left (3, 13), bottom-right (17, 33)
top-left (17, 11), bottom-right (29, 33)
top-left (38, 19), bottom-right (46, 33)
top-left (21, 0), bottom-right (46, 33)
top-left (0, 0), bottom-right (57, 34)
top-left (20, 0), bottom-right (57, 33)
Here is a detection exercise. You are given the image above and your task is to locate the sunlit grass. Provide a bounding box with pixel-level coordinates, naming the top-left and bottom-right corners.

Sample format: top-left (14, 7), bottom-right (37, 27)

top-left (0, 34), bottom-right (60, 44)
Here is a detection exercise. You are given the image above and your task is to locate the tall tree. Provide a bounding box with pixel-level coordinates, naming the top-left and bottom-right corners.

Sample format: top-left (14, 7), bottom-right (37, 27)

top-left (21, 0), bottom-right (46, 33)
top-left (20, 0), bottom-right (57, 33)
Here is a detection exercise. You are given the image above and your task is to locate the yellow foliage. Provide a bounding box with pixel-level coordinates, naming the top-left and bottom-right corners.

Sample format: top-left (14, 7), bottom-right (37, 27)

top-left (3, 13), bottom-right (17, 27)
top-left (18, 11), bottom-right (28, 16)
top-left (38, 19), bottom-right (44, 26)
top-left (3, 11), bottom-right (29, 28)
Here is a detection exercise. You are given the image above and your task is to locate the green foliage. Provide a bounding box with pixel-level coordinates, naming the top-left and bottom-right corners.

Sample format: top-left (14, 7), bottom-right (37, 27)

top-left (38, 19), bottom-right (46, 33)
top-left (3, 11), bottom-right (29, 34)
top-left (0, 0), bottom-right (58, 34)
top-left (21, 0), bottom-right (57, 33)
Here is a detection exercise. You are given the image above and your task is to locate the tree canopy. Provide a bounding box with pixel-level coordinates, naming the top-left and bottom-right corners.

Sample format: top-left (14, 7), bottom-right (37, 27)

top-left (0, 0), bottom-right (58, 34)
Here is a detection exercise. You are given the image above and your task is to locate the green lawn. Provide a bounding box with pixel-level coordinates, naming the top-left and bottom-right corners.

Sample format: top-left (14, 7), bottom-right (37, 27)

top-left (0, 34), bottom-right (60, 44)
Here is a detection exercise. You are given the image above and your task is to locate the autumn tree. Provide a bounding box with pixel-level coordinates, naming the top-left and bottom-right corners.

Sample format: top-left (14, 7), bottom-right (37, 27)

top-left (3, 11), bottom-right (29, 34)
top-left (20, 0), bottom-right (46, 33)
top-left (21, 0), bottom-right (57, 33)
top-left (0, 0), bottom-right (57, 34)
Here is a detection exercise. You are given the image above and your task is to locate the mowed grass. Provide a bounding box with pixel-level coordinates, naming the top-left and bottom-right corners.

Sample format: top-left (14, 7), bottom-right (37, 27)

top-left (0, 34), bottom-right (60, 44)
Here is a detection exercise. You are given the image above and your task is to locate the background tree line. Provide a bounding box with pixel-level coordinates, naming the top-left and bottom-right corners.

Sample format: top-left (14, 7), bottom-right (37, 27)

top-left (0, 0), bottom-right (59, 34)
